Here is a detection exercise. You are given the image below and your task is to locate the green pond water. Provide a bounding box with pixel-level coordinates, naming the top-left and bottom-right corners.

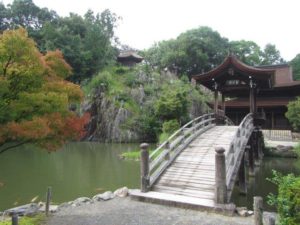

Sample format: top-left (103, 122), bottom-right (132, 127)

top-left (0, 142), bottom-right (299, 211)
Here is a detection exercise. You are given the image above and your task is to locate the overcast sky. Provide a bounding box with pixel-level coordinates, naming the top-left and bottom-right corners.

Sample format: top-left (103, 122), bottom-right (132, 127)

top-left (2, 0), bottom-right (300, 61)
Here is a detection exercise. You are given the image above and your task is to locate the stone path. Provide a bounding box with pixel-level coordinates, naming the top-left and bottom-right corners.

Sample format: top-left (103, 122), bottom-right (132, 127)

top-left (47, 197), bottom-right (254, 225)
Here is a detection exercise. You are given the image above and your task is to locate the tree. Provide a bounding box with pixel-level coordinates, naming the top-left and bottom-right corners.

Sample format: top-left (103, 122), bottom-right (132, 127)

top-left (290, 54), bottom-right (300, 80)
top-left (285, 97), bottom-right (300, 131)
top-left (229, 40), bottom-right (262, 66)
top-left (0, 28), bottom-right (89, 154)
top-left (155, 81), bottom-right (190, 121)
top-left (261, 44), bottom-right (285, 65)
top-left (144, 27), bottom-right (228, 77)
top-left (0, 1), bottom-right (118, 83)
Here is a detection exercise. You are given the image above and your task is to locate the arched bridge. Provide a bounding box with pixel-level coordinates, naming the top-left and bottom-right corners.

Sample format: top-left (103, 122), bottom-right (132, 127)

top-left (131, 113), bottom-right (264, 211)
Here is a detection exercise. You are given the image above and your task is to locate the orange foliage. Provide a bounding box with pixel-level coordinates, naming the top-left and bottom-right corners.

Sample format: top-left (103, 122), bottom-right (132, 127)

top-left (43, 80), bottom-right (84, 103)
top-left (42, 50), bottom-right (72, 79)
top-left (7, 117), bottom-right (51, 140)
top-left (1, 112), bottom-right (90, 151)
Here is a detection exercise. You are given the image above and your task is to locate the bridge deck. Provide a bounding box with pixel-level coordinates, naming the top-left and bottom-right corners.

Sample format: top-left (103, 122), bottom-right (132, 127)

top-left (153, 125), bottom-right (238, 203)
top-left (131, 125), bottom-right (239, 209)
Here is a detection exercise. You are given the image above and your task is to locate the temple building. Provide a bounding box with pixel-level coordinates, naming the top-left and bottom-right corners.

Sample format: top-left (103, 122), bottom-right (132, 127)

top-left (192, 55), bottom-right (300, 130)
top-left (117, 50), bottom-right (144, 67)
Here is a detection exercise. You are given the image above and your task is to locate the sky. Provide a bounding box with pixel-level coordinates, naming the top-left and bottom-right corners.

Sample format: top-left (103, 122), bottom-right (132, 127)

top-left (2, 0), bottom-right (300, 61)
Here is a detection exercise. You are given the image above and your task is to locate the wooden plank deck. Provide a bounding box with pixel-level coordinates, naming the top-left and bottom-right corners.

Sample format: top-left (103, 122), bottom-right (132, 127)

top-left (131, 125), bottom-right (239, 209)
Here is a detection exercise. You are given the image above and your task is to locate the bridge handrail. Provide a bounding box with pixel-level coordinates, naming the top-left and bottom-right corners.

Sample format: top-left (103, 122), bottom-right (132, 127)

top-left (225, 113), bottom-right (254, 189)
top-left (148, 113), bottom-right (216, 187)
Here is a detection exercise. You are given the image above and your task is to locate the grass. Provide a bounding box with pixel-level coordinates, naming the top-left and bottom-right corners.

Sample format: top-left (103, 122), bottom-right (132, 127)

top-left (120, 148), bottom-right (162, 161)
top-left (0, 214), bottom-right (46, 225)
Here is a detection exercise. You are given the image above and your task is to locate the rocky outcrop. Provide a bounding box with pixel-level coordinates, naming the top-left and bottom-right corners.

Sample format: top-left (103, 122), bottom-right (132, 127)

top-left (83, 86), bottom-right (140, 142)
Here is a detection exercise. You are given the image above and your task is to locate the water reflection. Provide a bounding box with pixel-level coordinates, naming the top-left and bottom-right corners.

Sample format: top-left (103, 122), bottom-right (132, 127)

top-left (232, 157), bottom-right (300, 210)
top-left (0, 142), bottom-right (140, 210)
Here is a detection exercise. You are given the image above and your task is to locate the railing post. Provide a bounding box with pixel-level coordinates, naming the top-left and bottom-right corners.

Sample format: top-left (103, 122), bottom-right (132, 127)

top-left (45, 186), bottom-right (52, 216)
top-left (140, 143), bottom-right (150, 192)
top-left (254, 196), bottom-right (263, 225)
top-left (215, 147), bottom-right (227, 204)
top-left (12, 213), bottom-right (18, 225)
top-left (164, 141), bottom-right (170, 161)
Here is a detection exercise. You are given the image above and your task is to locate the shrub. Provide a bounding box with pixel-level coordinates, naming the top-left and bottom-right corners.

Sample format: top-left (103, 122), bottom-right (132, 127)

top-left (162, 119), bottom-right (180, 134)
top-left (286, 97), bottom-right (300, 131)
top-left (267, 170), bottom-right (300, 225)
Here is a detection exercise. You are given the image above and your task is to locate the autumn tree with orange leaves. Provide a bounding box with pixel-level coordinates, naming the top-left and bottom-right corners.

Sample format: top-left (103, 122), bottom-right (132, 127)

top-left (0, 28), bottom-right (89, 154)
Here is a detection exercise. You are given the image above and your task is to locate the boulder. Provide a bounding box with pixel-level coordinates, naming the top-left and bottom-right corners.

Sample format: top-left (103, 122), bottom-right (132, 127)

top-left (236, 207), bottom-right (253, 217)
top-left (72, 197), bottom-right (92, 206)
top-left (236, 207), bottom-right (248, 217)
top-left (6, 203), bottom-right (39, 216)
top-left (269, 145), bottom-right (298, 158)
top-left (58, 201), bottom-right (73, 210)
top-left (92, 191), bottom-right (115, 202)
top-left (114, 187), bottom-right (129, 197)
top-left (38, 204), bottom-right (58, 213)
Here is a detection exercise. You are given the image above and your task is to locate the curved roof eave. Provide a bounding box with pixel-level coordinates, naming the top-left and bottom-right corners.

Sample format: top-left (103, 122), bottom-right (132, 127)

top-left (192, 55), bottom-right (275, 82)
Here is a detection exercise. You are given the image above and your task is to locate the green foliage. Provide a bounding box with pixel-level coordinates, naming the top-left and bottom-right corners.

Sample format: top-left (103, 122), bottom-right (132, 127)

top-left (162, 119), bottom-right (180, 134)
top-left (0, 1), bottom-right (118, 83)
top-left (143, 27), bottom-right (285, 77)
top-left (261, 44), bottom-right (285, 65)
top-left (0, 214), bottom-right (45, 225)
top-left (144, 27), bottom-right (228, 77)
top-left (84, 64), bottom-right (208, 143)
top-left (155, 82), bottom-right (190, 121)
top-left (290, 54), bottom-right (300, 80)
top-left (285, 97), bottom-right (300, 131)
top-left (267, 171), bottom-right (300, 225)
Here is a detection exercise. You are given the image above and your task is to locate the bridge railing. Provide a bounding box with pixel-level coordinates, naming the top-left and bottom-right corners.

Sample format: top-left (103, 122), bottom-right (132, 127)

top-left (148, 113), bottom-right (216, 187)
top-left (225, 113), bottom-right (254, 191)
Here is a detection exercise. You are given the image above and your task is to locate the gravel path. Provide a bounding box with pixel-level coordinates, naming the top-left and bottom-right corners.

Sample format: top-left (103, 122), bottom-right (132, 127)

top-left (47, 197), bottom-right (254, 225)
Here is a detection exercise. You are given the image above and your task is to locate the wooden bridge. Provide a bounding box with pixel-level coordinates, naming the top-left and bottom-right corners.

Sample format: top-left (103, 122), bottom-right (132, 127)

top-left (130, 113), bottom-right (264, 211)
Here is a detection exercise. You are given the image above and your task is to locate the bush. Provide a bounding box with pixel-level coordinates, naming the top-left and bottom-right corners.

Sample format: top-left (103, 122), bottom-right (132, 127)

top-left (267, 171), bottom-right (300, 225)
top-left (286, 97), bottom-right (300, 131)
top-left (162, 119), bottom-right (180, 134)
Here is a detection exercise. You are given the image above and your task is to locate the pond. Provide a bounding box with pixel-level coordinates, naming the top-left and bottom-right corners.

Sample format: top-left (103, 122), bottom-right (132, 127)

top-left (0, 142), bottom-right (299, 211)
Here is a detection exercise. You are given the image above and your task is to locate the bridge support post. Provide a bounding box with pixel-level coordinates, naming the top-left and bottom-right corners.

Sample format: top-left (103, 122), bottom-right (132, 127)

top-left (247, 143), bottom-right (255, 176)
top-left (238, 154), bottom-right (247, 195)
top-left (140, 143), bottom-right (150, 192)
top-left (215, 147), bottom-right (227, 204)
top-left (253, 130), bottom-right (260, 166)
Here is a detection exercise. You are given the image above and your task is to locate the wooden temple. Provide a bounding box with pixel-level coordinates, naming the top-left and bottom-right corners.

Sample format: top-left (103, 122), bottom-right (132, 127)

top-left (192, 55), bottom-right (300, 130)
top-left (117, 50), bottom-right (144, 67)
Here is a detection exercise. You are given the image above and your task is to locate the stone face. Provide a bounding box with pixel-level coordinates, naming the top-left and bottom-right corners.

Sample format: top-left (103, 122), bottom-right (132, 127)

top-left (92, 191), bottom-right (115, 202)
top-left (114, 187), bottom-right (129, 197)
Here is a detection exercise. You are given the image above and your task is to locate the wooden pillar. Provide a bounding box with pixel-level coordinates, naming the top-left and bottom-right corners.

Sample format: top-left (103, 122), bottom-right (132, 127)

top-left (249, 83), bottom-right (254, 114)
top-left (254, 196), bottom-right (263, 225)
top-left (215, 147), bottom-right (227, 204)
top-left (140, 143), bottom-right (150, 192)
top-left (271, 111), bottom-right (274, 129)
top-left (222, 94), bottom-right (225, 114)
top-left (253, 89), bottom-right (257, 114)
top-left (238, 154), bottom-right (247, 195)
top-left (214, 88), bottom-right (219, 115)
